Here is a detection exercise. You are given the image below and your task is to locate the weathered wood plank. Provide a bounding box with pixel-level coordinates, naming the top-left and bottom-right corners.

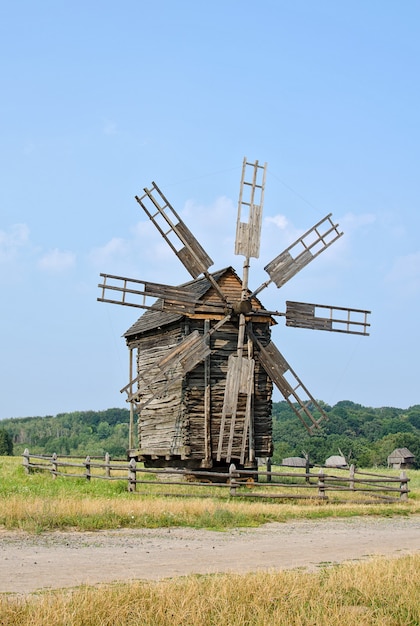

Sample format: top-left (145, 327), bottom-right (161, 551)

top-left (126, 273), bottom-right (273, 464)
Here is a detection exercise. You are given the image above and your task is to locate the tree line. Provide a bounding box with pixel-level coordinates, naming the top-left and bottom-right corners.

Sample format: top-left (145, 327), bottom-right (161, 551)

top-left (0, 408), bottom-right (129, 458)
top-left (0, 401), bottom-right (419, 467)
top-left (272, 400), bottom-right (420, 468)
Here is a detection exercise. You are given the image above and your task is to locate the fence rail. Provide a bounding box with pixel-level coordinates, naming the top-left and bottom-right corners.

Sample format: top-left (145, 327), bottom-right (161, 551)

top-left (22, 449), bottom-right (410, 502)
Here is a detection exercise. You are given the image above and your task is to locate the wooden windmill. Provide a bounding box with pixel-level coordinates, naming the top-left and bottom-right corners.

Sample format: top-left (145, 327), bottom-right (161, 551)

top-left (98, 158), bottom-right (370, 470)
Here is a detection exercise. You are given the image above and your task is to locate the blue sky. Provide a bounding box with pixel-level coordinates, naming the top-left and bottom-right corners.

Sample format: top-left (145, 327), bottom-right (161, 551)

top-left (1, 1), bottom-right (419, 419)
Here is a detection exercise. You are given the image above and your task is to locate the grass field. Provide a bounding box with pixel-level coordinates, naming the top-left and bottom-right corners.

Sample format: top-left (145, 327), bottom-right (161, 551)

top-left (0, 455), bottom-right (419, 532)
top-left (1, 456), bottom-right (419, 625)
top-left (1, 556), bottom-right (419, 625)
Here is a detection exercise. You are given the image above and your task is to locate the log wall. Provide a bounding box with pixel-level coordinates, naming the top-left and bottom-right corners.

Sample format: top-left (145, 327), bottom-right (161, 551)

top-left (133, 324), bottom-right (188, 458)
top-left (126, 269), bottom-right (274, 466)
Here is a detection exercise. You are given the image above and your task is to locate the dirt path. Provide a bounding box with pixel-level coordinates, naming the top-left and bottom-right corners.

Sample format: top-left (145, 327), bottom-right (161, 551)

top-left (1, 516), bottom-right (419, 594)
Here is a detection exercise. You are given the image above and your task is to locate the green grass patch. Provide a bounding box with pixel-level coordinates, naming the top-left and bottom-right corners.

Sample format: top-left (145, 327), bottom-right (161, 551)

top-left (0, 456), bottom-right (418, 533)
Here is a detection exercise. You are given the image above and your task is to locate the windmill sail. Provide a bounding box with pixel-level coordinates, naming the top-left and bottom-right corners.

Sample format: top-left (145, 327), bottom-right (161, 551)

top-left (121, 332), bottom-right (211, 408)
top-left (265, 213), bottom-right (342, 288)
top-left (157, 330), bottom-right (212, 377)
top-left (235, 158), bottom-right (267, 259)
top-left (216, 353), bottom-right (255, 463)
top-left (98, 273), bottom-right (201, 315)
top-left (136, 182), bottom-right (227, 303)
top-left (136, 182), bottom-right (213, 279)
top-left (98, 273), bottom-right (227, 316)
top-left (286, 301), bottom-right (371, 336)
top-left (249, 330), bottom-right (328, 433)
top-left (218, 158), bottom-right (267, 464)
top-left (121, 316), bottom-right (231, 407)
top-left (250, 214), bottom-right (343, 299)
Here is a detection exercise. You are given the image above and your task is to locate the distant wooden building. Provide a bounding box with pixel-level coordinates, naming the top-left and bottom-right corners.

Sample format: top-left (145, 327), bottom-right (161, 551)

top-left (123, 267), bottom-right (275, 470)
top-left (325, 455), bottom-right (348, 468)
top-left (282, 456), bottom-right (312, 468)
top-left (387, 448), bottom-right (415, 469)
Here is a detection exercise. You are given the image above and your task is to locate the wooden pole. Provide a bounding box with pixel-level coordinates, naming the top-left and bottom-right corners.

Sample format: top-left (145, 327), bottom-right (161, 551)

top-left (128, 458), bottom-right (137, 492)
top-left (51, 453), bottom-right (58, 479)
top-left (105, 452), bottom-right (111, 478)
top-left (203, 319), bottom-right (212, 468)
top-left (349, 464), bottom-right (355, 491)
top-left (400, 470), bottom-right (409, 501)
top-left (23, 449), bottom-right (30, 474)
top-left (318, 469), bottom-right (326, 499)
top-left (266, 457), bottom-right (272, 483)
top-left (128, 347), bottom-right (134, 450)
top-left (305, 454), bottom-right (310, 484)
top-left (85, 456), bottom-right (91, 481)
top-left (229, 463), bottom-right (239, 496)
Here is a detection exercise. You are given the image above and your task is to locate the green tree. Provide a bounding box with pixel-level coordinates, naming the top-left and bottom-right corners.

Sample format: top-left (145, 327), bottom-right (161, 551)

top-left (406, 408), bottom-right (420, 430)
top-left (0, 428), bottom-right (13, 455)
top-left (97, 421), bottom-right (111, 439)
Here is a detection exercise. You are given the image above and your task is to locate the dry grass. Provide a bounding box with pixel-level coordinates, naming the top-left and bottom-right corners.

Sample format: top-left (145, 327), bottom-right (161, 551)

top-left (1, 555), bottom-right (419, 625)
top-left (1, 455), bottom-right (419, 532)
top-left (2, 491), bottom-right (419, 533)
top-left (1, 457), bottom-right (419, 624)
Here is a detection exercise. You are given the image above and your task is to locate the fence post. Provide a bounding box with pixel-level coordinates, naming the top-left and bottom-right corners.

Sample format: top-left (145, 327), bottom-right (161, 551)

top-left (51, 452), bottom-right (58, 479)
top-left (399, 470), bottom-right (409, 501)
top-left (266, 457), bottom-right (272, 483)
top-left (85, 456), bottom-right (91, 481)
top-left (105, 452), bottom-right (111, 478)
top-left (23, 449), bottom-right (30, 474)
top-left (229, 463), bottom-right (239, 496)
top-left (318, 469), bottom-right (326, 499)
top-left (305, 454), bottom-right (311, 484)
top-left (349, 464), bottom-right (355, 491)
top-left (128, 458), bottom-right (137, 492)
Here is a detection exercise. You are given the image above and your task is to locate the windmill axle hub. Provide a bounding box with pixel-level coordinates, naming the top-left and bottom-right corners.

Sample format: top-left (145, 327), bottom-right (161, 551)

top-left (231, 300), bottom-right (253, 315)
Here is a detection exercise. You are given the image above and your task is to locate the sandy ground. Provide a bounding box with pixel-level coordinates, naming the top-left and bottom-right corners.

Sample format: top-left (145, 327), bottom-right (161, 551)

top-left (1, 516), bottom-right (419, 594)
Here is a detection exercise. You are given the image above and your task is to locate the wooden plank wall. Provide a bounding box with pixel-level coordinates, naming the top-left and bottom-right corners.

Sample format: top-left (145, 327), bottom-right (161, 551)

top-left (134, 325), bottom-right (187, 456)
top-left (127, 269), bottom-right (273, 465)
top-left (186, 318), bottom-right (273, 462)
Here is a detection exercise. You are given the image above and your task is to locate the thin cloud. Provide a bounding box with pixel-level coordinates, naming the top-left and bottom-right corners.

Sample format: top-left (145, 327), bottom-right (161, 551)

top-left (265, 214), bottom-right (288, 230)
top-left (89, 237), bottom-right (129, 267)
top-left (0, 223), bottom-right (30, 262)
top-left (340, 212), bottom-right (376, 234)
top-left (183, 195), bottom-right (235, 220)
top-left (38, 249), bottom-right (76, 272)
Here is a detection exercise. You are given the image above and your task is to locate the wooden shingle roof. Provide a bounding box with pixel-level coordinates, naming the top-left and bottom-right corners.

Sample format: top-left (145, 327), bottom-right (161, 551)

top-left (387, 447), bottom-right (415, 461)
top-left (123, 267), bottom-right (234, 339)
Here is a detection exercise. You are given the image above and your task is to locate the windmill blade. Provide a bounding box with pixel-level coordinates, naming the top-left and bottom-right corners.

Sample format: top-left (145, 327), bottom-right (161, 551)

top-left (98, 273), bottom-right (227, 316)
top-left (121, 316), bottom-right (231, 409)
top-left (250, 214), bottom-right (343, 298)
top-left (216, 158), bottom-right (267, 463)
top-left (135, 182), bottom-right (227, 303)
top-left (248, 329), bottom-right (328, 433)
top-left (240, 358), bottom-right (255, 466)
top-left (217, 310), bottom-right (258, 464)
top-left (136, 182), bottom-right (213, 279)
top-left (121, 332), bottom-right (211, 410)
top-left (216, 350), bottom-right (255, 463)
top-left (98, 273), bottom-right (203, 315)
top-left (286, 301), bottom-right (371, 336)
top-left (157, 330), bottom-right (212, 377)
top-left (234, 157), bottom-right (267, 259)
top-left (216, 310), bottom-right (251, 463)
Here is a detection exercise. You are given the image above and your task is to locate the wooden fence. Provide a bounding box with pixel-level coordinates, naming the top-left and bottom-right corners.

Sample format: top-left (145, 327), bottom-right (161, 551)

top-left (22, 449), bottom-right (410, 503)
